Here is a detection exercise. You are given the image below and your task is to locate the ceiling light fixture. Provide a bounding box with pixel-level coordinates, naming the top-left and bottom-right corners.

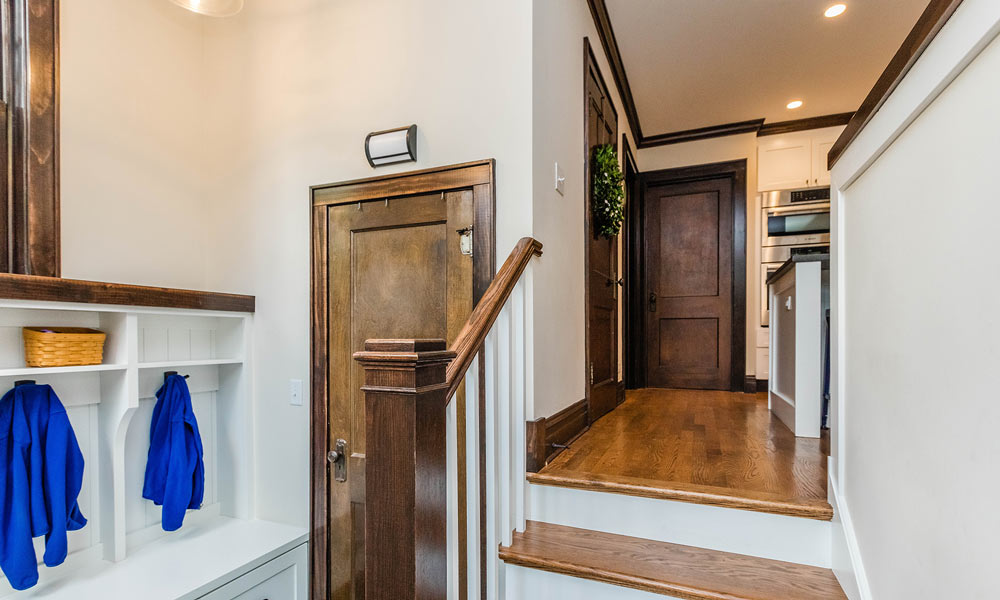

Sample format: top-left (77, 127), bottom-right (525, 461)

top-left (786, 100), bottom-right (803, 110)
top-left (170, 0), bottom-right (244, 17)
top-left (824, 4), bottom-right (847, 18)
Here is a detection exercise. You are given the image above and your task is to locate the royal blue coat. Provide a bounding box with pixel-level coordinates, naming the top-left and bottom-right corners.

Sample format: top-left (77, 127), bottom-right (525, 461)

top-left (0, 384), bottom-right (87, 591)
top-left (142, 374), bottom-right (204, 531)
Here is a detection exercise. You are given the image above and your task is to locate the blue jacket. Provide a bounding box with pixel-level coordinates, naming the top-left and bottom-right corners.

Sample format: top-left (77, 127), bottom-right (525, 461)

top-left (0, 384), bottom-right (87, 591)
top-left (142, 374), bottom-right (204, 531)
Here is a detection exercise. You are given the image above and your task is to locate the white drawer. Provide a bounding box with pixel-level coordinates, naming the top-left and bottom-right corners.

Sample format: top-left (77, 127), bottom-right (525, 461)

top-left (199, 543), bottom-right (307, 600)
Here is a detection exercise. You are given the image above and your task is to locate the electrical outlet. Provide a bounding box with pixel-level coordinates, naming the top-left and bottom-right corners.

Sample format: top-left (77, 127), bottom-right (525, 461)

top-left (554, 162), bottom-right (565, 196)
top-left (290, 379), bottom-right (303, 406)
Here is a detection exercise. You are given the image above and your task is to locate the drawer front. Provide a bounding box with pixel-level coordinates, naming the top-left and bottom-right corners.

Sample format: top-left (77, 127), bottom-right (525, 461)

top-left (199, 543), bottom-right (307, 600)
top-left (233, 566), bottom-right (294, 600)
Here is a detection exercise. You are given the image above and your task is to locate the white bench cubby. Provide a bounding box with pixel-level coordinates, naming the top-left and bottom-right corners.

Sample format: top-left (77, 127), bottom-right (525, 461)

top-left (0, 299), bottom-right (307, 599)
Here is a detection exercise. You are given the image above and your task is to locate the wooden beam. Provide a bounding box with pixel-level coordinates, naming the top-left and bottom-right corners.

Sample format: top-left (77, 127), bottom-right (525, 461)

top-left (0, 273), bottom-right (255, 312)
top-left (354, 339), bottom-right (456, 600)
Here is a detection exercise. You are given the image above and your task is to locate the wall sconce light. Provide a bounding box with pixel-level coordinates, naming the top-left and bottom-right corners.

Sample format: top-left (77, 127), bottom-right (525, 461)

top-left (365, 125), bottom-right (417, 168)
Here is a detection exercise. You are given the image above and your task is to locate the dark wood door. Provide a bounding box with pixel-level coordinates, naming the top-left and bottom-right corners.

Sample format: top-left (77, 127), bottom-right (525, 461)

top-left (644, 178), bottom-right (734, 390)
top-left (584, 39), bottom-right (619, 423)
top-left (326, 191), bottom-right (474, 598)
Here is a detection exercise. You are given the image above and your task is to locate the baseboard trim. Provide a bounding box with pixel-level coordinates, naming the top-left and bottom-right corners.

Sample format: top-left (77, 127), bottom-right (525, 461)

top-left (526, 399), bottom-right (588, 472)
top-left (744, 377), bottom-right (769, 394)
top-left (830, 471), bottom-right (871, 600)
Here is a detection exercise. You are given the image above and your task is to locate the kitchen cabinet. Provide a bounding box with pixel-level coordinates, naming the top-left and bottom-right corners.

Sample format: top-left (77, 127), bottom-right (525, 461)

top-left (757, 126), bottom-right (845, 191)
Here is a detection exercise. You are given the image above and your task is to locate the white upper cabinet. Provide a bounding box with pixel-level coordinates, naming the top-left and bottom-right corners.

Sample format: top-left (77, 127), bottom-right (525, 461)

top-left (757, 126), bottom-right (845, 191)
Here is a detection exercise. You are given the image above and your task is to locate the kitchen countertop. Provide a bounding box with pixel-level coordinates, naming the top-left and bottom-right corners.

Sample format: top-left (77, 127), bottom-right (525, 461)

top-left (766, 254), bottom-right (830, 285)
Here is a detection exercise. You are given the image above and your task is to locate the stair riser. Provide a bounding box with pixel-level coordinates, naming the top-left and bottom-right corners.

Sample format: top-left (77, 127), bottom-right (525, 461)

top-left (528, 482), bottom-right (832, 568)
top-left (506, 564), bottom-right (677, 600)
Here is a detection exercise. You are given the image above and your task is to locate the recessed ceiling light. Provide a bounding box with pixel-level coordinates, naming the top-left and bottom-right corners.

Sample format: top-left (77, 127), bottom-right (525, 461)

top-left (824, 4), bottom-right (847, 18)
top-left (786, 100), bottom-right (803, 110)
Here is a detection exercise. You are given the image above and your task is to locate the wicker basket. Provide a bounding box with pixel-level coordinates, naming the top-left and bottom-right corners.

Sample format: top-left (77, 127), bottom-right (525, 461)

top-left (22, 327), bottom-right (107, 368)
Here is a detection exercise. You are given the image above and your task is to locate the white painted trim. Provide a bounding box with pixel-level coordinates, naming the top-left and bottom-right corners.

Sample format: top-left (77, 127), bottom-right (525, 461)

top-left (528, 483), bottom-right (832, 568)
top-left (832, 0), bottom-right (1000, 189)
top-left (829, 472), bottom-right (871, 600)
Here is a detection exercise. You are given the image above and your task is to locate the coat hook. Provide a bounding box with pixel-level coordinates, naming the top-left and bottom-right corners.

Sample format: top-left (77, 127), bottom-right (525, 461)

top-left (14, 379), bottom-right (36, 387)
top-left (357, 202), bottom-right (362, 211)
top-left (384, 198), bottom-right (388, 207)
top-left (164, 371), bottom-right (190, 381)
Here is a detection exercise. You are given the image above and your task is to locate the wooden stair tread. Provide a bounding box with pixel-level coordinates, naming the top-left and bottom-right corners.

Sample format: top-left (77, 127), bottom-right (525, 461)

top-left (499, 521), bottom-right (847, 600)
top-left (527, 470), bottom-right (834, 521)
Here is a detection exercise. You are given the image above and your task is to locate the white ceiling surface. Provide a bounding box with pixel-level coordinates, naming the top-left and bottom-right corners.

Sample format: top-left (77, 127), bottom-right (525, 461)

top-left (605, 0), bottom-right (929, 134)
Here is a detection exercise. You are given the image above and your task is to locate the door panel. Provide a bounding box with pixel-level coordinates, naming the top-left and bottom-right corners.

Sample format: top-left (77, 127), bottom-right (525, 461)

top-left (645, 178), bottom-right (734, 390)
top-left (585, 41), bottom-right (619, 423)
top-left (326, 191), bottom-right (474, 599)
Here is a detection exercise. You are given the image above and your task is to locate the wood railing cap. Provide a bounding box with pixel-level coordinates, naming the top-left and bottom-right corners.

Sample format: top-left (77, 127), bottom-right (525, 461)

top-left (353, 338), bottom-right (456, 365)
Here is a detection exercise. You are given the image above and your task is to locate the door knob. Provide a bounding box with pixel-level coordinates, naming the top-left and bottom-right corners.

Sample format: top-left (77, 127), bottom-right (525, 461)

top-left (616, 278), bottom-right (623, 287)
top-left (648, 291), bottom-right (657, 312)
top-left (328, 438), bottom-right (348, 482)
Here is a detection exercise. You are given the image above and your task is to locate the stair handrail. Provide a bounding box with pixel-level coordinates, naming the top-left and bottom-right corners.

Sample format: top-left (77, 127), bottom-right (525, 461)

top-left (445, 236), bottom-right (542, 400)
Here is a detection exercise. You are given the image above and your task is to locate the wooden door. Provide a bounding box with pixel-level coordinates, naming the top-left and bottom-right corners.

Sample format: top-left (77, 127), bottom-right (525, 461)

top-left (644, 177), bottom-right (734, 390)
top-left (584, 39), bottom-right (619, 423)
top-left (326, 191), bottom-right (474, 599)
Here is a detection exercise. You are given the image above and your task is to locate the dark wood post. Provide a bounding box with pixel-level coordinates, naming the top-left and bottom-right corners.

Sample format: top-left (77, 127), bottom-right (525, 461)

top-left (354, 339), bottom-right (456, 600)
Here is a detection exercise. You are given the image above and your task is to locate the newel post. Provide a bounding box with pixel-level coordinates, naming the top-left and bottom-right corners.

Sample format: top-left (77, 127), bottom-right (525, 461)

top-left (353, 339), bottom-right (456, 600)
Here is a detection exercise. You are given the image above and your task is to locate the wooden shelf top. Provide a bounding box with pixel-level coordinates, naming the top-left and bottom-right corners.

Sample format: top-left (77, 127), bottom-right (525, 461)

top-left (0, 273), bottom-right (254, 313)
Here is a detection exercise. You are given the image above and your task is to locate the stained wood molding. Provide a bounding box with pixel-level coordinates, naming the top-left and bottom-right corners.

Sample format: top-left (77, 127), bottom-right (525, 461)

top-left (0, 273), bottom-right (255, 312)
top-left (638, 119), bottom-right (765, 149)
top-left (828, 0), bottom-right (965, 169)
top-left (583, 1), bottom-right (856, 150)
top-left (3, 0), bottom-right (61, 276)
top-left (585, 0), bottom-right (642, 143)
top-left (758, 112), bottom-right (855, 137)
top-left (525, 398), bottom-right (588, 472)
top-left (311, 159), bottom-right (494, 206)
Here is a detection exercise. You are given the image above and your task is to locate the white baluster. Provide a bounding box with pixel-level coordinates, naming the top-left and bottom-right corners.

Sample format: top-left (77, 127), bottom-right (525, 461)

top-left (464, 356), bottom-right (481, 599)
top-left (446, 377), bottom-right (458, 600)
top-left (483, 326), bottom-right (499, 600)
top-left (511, 280), bottom-right (526, 531)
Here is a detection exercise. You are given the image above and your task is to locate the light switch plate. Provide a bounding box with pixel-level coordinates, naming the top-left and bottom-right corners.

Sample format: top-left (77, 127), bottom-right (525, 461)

top-left (290, 379), bottom-right (303, 406)
top-left (554, 162), bottom-right (565, 196)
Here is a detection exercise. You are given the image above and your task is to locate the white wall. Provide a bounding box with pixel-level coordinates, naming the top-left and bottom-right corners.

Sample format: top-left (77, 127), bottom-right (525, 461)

top-left (198, 0), bottom-right (533, 526)
top-left (637, 134), bottom-right (759, 378)
top-left (531, 1), bottom-right (635, 417)
top-left (59, 0), bottom-right (534, 528)
top-left (833, 23), bottom-right (1000, 600)
top-left (60, 0), bottom-right (210, 290)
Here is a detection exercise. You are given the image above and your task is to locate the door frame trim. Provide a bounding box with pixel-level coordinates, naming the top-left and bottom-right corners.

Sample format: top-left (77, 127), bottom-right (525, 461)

top-left (583, 36), bottom-right (620, 424)
top-left (309, 159), bottom-right (497, 600)
top-left (626, 159), bottom-right (747, 391)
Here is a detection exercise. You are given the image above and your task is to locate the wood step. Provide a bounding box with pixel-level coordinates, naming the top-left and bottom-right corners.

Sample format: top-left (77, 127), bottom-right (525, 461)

top-left (527, 470), bottom-right (834, 521)
top-left (499, 521), bottom-right (847, 600)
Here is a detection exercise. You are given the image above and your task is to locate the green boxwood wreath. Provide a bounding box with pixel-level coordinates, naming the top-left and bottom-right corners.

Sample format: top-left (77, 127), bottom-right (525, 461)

top-left (591, 143), bottom-right (625, 239)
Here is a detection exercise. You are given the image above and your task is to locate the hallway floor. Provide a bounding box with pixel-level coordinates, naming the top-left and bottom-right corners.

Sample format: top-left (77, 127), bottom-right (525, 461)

top-left (530, 388), bottom-right (832, 519)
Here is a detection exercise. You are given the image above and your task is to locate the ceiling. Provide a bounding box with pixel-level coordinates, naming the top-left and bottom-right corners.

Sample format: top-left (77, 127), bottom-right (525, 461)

top-left (603, 0), bottom-right (929, 136)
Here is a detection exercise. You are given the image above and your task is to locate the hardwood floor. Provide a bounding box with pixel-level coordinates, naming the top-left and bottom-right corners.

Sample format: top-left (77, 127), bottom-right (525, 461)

top-left (500, 521), bottom-right (847, 599)
top-left (530, 388), bottom-right (832, 520)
